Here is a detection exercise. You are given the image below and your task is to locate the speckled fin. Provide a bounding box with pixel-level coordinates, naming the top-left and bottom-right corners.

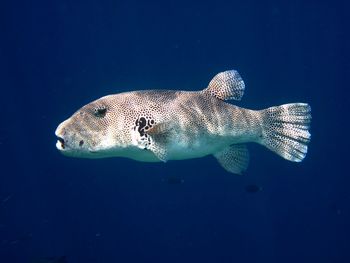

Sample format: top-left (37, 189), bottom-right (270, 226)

top-left (146, 123), bottom-right (172, 162)
top-left (213, 144), bottom-right (250, 175)
top-left (259, 103), bottom-right (311, 162)
top-left (203, 70), bottom-right (245, 101)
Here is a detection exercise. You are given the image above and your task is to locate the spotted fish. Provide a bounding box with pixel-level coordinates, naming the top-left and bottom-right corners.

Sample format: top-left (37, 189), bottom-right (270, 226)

top-left (55, 70), bottom-right (311, 174)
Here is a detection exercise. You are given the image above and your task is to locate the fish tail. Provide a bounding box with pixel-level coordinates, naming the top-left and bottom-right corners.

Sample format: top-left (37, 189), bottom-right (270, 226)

top-left (259, 103), bottom-right (311, 162)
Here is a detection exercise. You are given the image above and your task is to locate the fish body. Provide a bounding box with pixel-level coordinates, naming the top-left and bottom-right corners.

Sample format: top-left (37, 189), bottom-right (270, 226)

top-left (55, 70), bottom-right (311, 174)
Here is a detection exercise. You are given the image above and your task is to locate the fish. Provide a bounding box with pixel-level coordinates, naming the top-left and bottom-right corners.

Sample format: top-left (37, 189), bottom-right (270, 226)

top-left (55, 70), bottom-right (311, 174)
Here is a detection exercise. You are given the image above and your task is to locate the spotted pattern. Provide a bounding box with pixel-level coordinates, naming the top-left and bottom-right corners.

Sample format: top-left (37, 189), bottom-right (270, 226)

top-left (204, 70), bottom-right (245, 101)
top-left (132, 116), bottom-right (156, 149)
top-left (55, 70), bottom-right (311, 168)
top-left (58, 88), bottom-right (238, 159)
top-left (134, 116), bottom-right (155, 136)
top-left (260, 103), bottom-right (311, 162)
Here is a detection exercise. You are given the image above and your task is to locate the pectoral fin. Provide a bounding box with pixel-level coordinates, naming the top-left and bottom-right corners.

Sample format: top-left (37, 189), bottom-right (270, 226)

top-left (131, 116), bottom-right (173, 162)
top-left (145, 123), bottom-right (172, 162)
top-left (213, 144), bottom-right (250, 175)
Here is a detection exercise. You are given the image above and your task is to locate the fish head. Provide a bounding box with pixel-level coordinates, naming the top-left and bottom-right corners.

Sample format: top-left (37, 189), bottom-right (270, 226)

top-left (55, 95), bottom-right (125, 158)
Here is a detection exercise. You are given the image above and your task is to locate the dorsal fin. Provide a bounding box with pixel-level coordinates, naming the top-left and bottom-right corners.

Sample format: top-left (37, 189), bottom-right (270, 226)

top-left (203, 70), bottom-right (245, 101)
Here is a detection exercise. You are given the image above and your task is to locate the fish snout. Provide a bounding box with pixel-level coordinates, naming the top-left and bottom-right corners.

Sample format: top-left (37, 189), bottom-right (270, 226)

top-left (55, 120), bottom-right (92, 157)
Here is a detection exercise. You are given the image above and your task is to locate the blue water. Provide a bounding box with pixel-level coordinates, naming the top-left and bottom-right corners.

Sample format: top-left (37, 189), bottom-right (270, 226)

top-left (1, 0), bottom-right (349, 262)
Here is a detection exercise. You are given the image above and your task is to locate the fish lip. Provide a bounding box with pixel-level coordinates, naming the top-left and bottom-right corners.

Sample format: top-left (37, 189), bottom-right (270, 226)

top-left (56, 136), bottom-right (65, 150)
top-left (57, 136), bottom-right (65, 149)
top-left (55, 123), bottom-right (67, 150)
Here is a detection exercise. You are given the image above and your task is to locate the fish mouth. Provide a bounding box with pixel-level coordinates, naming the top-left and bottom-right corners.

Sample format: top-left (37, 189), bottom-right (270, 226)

top-left (55, 122), bottom-right (67, 151)
top-left (56, 136), bottom-right (65, 150)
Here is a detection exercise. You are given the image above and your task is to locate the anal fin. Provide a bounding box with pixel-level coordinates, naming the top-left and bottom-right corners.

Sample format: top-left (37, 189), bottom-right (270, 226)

top-left (213, 144), bottom-right (250, 175)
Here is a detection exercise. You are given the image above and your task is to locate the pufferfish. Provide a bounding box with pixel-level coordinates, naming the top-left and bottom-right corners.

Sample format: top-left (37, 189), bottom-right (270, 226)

top-left (55, 70), bottom-right (311, 174)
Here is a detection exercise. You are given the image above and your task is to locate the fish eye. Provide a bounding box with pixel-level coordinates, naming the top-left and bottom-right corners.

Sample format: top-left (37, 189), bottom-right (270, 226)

top-left (93, 107), bottom-right (107, 118)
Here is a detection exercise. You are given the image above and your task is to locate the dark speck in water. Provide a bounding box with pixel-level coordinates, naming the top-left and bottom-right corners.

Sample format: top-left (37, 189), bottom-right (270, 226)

top-left (245, 184), bottom-right (263, 193)
top-left (163, 177), bottom-right (185, 185)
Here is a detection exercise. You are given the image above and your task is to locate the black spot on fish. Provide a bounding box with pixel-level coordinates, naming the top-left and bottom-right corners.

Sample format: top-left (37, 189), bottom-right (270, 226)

top-left (79, 140), bottom-right (84, 146)
top-left (137, 117), bottom-right (147, 135)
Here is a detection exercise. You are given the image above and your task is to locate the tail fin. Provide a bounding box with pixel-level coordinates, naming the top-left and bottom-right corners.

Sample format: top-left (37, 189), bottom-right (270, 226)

top-left (259, 103), bottom-right (311, 162)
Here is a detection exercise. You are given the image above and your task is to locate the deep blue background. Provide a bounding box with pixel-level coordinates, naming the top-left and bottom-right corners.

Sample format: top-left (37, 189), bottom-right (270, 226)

top-left (1, 0), bottom-right (349, 262)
